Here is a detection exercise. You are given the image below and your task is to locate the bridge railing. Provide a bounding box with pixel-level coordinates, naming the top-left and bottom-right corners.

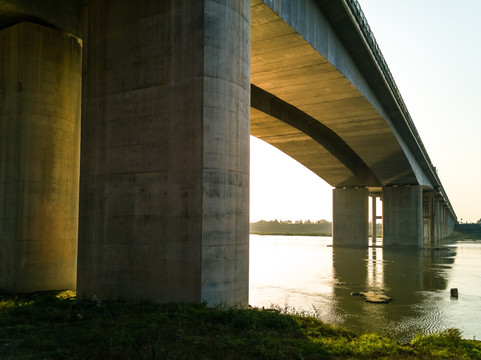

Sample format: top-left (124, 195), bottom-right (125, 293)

top-left (345, 0), bottom-right (423, 155)
top-left (345, 0), bottom-right (456, 220)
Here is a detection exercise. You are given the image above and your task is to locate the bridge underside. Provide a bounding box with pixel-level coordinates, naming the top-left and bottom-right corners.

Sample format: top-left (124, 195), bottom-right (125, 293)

top-left (0, 0), bottom-right (456, 303)
top-left (251, 0), bottom-right (420, 188)
top-left (250, 0), bottom-right (454, 247)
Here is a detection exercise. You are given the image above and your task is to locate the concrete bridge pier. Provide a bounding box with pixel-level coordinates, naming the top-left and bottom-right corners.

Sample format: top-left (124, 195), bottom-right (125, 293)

top-left (433, 196), bottom-right (443, 242)
top-left (370, 192), bottom-right (382, 241)
top-left (0, 22), bottom-right (81, 292)
top-left (332, 187), bottom-right (369, 247)
top-left (383, 185), bottom-right (423, 247)
top-left (77, 0), bottom-right (250, 305)
top-left (422, 191), bottom-right (434, 245)
top-left (421, 191), bottom-right (456, 244)
top-left (433, 196), bottom-right (454, 240)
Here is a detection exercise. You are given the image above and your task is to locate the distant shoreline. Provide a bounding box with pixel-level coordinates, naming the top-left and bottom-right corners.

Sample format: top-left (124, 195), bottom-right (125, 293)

top-left (249, 232), bottom-right (384, 238)
top-left (250, 219), bottom-right (382, 237)
top-left (250, 231), bottom-right (332, 237)
top-left (251, 227), bottom-right (480, 239)
top-left (250, 219), bottom-right (332, 237)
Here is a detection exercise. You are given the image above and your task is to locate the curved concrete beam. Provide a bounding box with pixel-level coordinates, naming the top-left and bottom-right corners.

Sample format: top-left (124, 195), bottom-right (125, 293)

top-left (251, 85), bottom-right (380, 187)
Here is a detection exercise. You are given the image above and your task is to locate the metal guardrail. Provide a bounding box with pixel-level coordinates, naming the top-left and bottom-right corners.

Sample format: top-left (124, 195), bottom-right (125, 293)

top-left (344, 0), bottom-right (456, 219)
top-left (345, 0), bottom-right (425, 158)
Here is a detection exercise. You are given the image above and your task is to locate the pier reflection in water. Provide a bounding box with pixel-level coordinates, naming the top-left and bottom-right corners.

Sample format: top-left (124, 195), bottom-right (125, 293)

top-left (249, 234), bottom-right (480, 342)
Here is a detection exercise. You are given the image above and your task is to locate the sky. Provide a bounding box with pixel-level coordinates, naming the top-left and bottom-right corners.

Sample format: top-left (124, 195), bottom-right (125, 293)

top-left (250, 0), bottom-right (481, 223)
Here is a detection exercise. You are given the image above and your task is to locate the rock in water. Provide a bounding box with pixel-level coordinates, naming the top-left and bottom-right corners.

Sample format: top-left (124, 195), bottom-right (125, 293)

top-left (450, 288), bottom-right (458, 298)
top-left (360, 291), bottom-right (391, 304)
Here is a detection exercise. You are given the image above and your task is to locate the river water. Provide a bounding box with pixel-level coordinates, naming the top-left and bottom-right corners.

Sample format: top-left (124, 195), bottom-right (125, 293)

top-left (249, 234), bottom-right (481, 342)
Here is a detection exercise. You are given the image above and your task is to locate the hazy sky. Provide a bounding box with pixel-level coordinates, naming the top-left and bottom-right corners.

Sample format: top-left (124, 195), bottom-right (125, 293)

top-left (250, 0), bottom-right (481, 223)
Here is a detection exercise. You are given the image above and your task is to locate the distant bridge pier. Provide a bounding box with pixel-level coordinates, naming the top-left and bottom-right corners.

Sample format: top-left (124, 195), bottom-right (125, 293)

top-left (370, 191), bottom-right (382, 242)
top-left (0, 22), bottom-right (81, 292)
top-left (332, 187), bottom-right (369, 247)
top-left (382, 185), bottom-right (423, 247)
top-left (423, 191), bottom-right (434, 245)
top-left (430, 193), bottom-right (455, 242)
top-left (420, 190), bottom-right (456, 245)
top-left (333, 185), bottom-right (455, 248)
top-left (333, 185), bottom-right (425, 248)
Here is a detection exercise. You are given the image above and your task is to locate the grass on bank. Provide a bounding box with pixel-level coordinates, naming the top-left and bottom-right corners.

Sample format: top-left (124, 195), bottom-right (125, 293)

top-left (1, 291), bottom-right (480, 360)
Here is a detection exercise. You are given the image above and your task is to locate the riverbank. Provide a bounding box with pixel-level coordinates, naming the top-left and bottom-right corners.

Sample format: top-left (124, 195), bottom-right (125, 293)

top-left (250, 231), bottom-right (332, 236)
top-left (250, 220), bottom-right (333, 236)
top-left (1, 291), bottom-right (480, 359)
top-left (250, 220), bottom-right (383, 237)
top-left (450, 227), bottom-right (481, 240)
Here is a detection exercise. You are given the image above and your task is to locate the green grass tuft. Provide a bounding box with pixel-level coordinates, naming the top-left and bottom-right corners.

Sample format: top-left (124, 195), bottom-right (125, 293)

top-left (1, 291), bottom-right (480, 359)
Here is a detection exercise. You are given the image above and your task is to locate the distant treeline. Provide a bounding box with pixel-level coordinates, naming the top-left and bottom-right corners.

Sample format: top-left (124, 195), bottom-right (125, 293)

top-left (250, 220), bottom-right (383, 236)
top-left (454, 223), bottom-right (481, 234)
top-left (250, 219), bottom-right (332, 236)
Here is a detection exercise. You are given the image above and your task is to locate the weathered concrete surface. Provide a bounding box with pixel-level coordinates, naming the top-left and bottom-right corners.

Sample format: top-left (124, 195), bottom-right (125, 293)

top-left (0, 22), bottom-right (81, 291)
top-left (383, 186), bottom-right (423, 247)
top-left (332, 187), bottom-right (369, 246)
top-left (78, 0), bottom-right (250, 305)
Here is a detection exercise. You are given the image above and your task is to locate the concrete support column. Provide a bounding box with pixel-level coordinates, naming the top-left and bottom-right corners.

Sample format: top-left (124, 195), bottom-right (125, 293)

top-left (431, 196), bottom-right (455, 241)
top-left (448, 211), bottom-right (455, 235)
top-left (371, 195), bottom-right (377, 240)
top-left (433, 196), bottom-right (441, 241)
top-left (383, 185), bottom-right (423, 247)
top-left (442, 207), bottom-right (449, 238)
top-left (78, 0), bottom-right (250, 305)
top-left (0, 23), bottom-right (82, 291)
top-left (447, 210), bottom-right (453, 235)
top-left (439, 202), bottom-right (446, 239)
top-left (332, 187), bottom-right (369, 246)
top-left (422, 192), bottom-right (433, 245)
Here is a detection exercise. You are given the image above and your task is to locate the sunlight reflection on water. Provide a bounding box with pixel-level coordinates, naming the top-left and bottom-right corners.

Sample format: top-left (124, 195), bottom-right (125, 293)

top-left (249, 234), bottom-right (481, 342)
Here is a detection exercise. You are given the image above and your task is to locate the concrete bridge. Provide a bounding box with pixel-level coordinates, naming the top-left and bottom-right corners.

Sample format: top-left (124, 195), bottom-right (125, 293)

top-left (0, 0), bottom-right (456, 305)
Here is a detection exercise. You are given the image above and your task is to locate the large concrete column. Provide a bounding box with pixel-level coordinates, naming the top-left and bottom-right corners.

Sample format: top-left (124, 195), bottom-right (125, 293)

top-left (332, 187), bottom-right (369, 246)
top-left (431, 195), bottom-right (455, 241)
top-left (78, 0), bottom-right (250, 305)
top-left (0, 22), bottom-right (82, 292)
top-left (447, 210), bottom-right (455, 235)
top-left (432, 195), bottom-right (441, 242)
top-left (422, 192), bottom-right (433, 245)
top-left (383, 185), bottom-right (423, 247)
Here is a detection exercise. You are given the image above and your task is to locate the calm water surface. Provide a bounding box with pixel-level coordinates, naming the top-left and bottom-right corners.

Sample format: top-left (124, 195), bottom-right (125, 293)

top-left (249, 234), bottom-right (481, 342)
